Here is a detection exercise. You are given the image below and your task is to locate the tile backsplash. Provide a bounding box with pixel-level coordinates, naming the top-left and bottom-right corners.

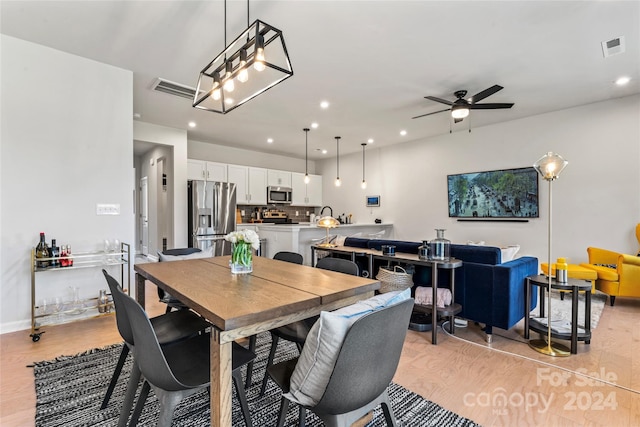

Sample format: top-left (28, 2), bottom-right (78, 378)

top-left (237, 205), bottom-right (318, 223)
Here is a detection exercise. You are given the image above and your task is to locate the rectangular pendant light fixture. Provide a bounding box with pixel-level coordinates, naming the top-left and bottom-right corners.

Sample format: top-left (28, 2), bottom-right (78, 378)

top-left (193, 19), bottom-right (293, 114)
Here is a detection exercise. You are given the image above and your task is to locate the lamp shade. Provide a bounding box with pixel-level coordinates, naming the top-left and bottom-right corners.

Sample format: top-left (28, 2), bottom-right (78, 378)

top-left (317, 216), bottom-right (339, 228)
top-left (533, 152), bottom-right (568, 181)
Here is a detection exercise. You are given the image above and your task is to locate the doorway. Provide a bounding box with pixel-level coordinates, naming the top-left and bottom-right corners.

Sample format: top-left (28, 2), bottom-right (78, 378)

top-left (140, 176), bottom-right (149, 256)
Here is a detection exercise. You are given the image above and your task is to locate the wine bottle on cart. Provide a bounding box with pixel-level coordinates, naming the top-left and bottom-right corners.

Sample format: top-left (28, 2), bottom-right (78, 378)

top-left (50, 239), bottom-right (60, 267)
top-left (35, 233), bottom-right (50, 269)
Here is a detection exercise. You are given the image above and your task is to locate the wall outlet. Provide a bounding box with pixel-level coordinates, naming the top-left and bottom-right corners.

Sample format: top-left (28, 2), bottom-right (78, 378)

top-left (241, 210), bottom-right (245, 216)
top-left (96, 203), bottom-right (120, 215)
top-left (306, 211), bottom-right (310, 216)
top-left (295, 211), bottom-right (299, 216)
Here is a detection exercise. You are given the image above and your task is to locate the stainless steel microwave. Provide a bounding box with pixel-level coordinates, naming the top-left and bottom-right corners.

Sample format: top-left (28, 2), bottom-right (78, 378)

top-left (267, 186), bottom-right (292, 204)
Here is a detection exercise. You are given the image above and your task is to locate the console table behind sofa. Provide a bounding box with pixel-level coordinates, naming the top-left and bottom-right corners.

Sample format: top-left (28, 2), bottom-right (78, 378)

top-left (336, 238), bottom-right (538, 342)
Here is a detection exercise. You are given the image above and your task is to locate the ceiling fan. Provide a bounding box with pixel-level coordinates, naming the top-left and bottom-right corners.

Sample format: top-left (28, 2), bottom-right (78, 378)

top-left (412, 84), bottom-right (514, 123)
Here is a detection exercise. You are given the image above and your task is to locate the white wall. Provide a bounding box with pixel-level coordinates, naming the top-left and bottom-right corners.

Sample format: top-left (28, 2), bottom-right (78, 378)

top-left (188, 139), bottom-right (315, 173)
top-left (317, 95), bottom-right (640, 264)
top-left (0, 35), bottom-right (134, 332)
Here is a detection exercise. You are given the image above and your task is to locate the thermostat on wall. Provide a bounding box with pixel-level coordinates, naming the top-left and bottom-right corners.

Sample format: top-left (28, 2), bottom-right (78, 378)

top-left (366, 195), bottom-right (380, 207)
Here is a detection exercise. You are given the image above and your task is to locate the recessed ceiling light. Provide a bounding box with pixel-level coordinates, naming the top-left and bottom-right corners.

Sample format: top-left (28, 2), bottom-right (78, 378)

top-left (311, 122), bottom-right (319, 129)
top-left (367, 138), bottom-right (374, 144)
top-left (320, 101), bottom-right (329, 109)
top-left (400, 130), bottom-right (407, 136)
top-left (267, 138), bottom-right (274, 144)
top-left (615, 76), bottom-right (631, 86)
top-left (188, 121), bottom-right (196, 128)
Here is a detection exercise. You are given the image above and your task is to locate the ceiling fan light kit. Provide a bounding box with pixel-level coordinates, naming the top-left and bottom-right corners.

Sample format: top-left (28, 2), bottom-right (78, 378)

top-left (412, 84), bottom-right (514, 125)
top-left (193, 1), bottom-right (293, 114)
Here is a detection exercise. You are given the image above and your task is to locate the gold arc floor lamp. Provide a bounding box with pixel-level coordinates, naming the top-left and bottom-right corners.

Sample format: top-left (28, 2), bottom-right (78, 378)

top-left (529, 151), bottom-right (570, 357)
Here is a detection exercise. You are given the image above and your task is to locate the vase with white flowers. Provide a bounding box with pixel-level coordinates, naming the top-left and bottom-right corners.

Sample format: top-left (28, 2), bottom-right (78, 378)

top-left (225, 229), bottom-right (260, 274)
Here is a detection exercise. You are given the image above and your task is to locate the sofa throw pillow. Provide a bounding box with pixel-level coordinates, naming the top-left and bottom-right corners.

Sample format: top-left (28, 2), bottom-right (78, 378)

top-left (286, 288), bottom-right (410, 406)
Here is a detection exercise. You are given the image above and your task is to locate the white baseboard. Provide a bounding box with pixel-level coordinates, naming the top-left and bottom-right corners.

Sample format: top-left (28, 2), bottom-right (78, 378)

top-left (0, 319), bottom-right (31, 335)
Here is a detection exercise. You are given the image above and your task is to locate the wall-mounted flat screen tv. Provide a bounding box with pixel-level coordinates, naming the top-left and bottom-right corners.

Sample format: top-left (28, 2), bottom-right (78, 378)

top-left (447, 167), bottom-right (539, 219)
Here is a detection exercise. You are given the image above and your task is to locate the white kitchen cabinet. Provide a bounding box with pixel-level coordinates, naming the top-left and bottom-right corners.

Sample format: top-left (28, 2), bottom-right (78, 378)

top-left (267, 170), bottom-right (292, 187)
top-left (228, 165), bottom-right (267, 205)
top-left (291, 172), bottom-right (323, 206)
top-left (187, 159), bottom-right (227, 182)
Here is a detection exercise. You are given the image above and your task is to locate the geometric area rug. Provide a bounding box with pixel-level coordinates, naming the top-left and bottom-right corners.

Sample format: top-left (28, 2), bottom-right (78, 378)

top-left (33, 333), bottom-right (480, 427)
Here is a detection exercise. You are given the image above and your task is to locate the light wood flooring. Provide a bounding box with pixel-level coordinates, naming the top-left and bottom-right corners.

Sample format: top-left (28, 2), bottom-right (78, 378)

top-left (1, 282), bottom-right (639, 427)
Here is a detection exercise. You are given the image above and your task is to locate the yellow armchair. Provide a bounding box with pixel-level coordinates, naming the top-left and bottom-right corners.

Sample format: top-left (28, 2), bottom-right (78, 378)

top-left (580, 247), bottom-right (640, 306)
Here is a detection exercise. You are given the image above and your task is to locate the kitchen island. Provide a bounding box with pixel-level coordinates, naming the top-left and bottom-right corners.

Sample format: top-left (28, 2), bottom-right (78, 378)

top-left (237, 223), bottom-right (393, 265)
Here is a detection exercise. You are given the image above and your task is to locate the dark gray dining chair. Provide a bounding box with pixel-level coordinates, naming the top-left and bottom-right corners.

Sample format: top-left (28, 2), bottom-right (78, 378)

top-left (316, 257), bottom-right (360, 276)
top-left (268, 298), bottom-right (414, 427)
top-left (273, 251), bottom-right (304, 264)
top-left (111, 271), bottom-right (256, 427)
top-left (259, 254), bottom-right (359, 396)
top-left (156, 247), bottom-right (203, 312)
top-left (100, 270), bottom-right (211, 412)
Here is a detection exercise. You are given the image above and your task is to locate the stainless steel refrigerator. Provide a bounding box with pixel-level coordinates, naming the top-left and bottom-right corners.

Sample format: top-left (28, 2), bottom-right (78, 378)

top-left (188, 180), bottom-right (237, 255)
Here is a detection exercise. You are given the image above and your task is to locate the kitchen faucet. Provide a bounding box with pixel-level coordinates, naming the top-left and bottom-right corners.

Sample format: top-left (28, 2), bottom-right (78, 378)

top-left (319, 206), bottom-right (333, 218)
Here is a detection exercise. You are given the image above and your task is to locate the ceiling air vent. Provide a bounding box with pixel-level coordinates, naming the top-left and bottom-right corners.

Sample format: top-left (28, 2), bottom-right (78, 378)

top-left (601, 36), bottom-right (625, 58)
top-left (151, 78), bottom-right (198, 99)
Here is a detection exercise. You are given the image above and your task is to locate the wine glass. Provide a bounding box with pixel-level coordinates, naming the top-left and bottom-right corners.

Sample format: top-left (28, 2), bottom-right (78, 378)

top-left (37, 298), bottom-right (47, 316)
top-left (52, 297), bottom-right (64, 319)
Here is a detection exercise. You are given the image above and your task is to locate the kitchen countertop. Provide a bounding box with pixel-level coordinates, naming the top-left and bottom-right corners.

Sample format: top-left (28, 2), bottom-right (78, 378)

top-left (239, 222), bottom-right (393, 230)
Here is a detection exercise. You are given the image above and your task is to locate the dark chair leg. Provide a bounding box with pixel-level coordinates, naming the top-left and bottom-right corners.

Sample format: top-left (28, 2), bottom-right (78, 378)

top-left (380, 392), bottom-right (397, 427)
top-left (560, 292), bottom-right (565, 301)
top-left (165, 305), bottom-right (172, 313)
top-left (128, 380), bottom-right (150, 427)
top-left (118, 363), bottom-right (142, 427)
top-left (610, 296), bottom-right (616, 306)
top-left (245, 334), bottom-right (257, 389)
top-left (260, 334), bottom-right (280, 396)
top-left (298, 406), bottom-right (306, 427)
top-left (276, 398), bottom-right (289, 427)
top-left (233, 369), bottom-right (253, 427)
top-left (101, 344), bottom-right (129, 409)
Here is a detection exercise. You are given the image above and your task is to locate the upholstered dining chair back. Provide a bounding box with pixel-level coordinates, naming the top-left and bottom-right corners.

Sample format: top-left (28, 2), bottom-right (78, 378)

top-left (316, 257), bottom-right (360, 276)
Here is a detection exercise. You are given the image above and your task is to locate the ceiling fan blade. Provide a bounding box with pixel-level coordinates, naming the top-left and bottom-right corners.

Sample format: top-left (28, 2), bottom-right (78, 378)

top-left (424, 96), bottom-right (454, 106)
top-left (412, 108), bottom-right (451, 119)
top-left (468, 85), bottom-right (503, 104)
top-left (468, 103), bottom-right (514, 110)
top-left (454, 118), bottom-right (463, 124)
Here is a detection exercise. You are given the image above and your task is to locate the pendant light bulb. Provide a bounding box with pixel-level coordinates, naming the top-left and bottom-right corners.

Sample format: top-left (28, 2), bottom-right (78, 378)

top-left (238, 49), bottom-right (249, 83)
top-left (361, 143), bottom-right (367, 190)
top-left (223, 61), bottom-right (235, 92)
top-left (303, 128), bottom-right (310, 184)
top-left (211, 73), bottom-right (222, 100)
top-left (334, 136), bottom-right (341, 187)
top-left (254, 34), bottom-right (266, 72)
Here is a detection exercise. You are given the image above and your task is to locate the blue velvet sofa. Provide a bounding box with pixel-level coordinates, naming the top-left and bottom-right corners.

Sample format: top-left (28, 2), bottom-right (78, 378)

top-left (342, 237), bottom-right (538, 340)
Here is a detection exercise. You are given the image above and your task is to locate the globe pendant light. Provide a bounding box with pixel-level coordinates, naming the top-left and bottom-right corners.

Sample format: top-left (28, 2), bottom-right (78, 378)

top-left (303, 128), bottom-right (310, 184)
top-left (334, 136), bottom-right (341, 187)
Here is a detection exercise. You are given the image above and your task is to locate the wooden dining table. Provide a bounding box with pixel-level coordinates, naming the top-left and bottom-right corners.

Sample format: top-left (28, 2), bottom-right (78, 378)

top-left (134, 255), bottom-right (380, 427)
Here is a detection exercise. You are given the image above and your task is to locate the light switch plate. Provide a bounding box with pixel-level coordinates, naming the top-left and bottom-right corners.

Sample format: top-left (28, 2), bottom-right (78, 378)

top-left (97, 203), bottom-right (121, 215)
